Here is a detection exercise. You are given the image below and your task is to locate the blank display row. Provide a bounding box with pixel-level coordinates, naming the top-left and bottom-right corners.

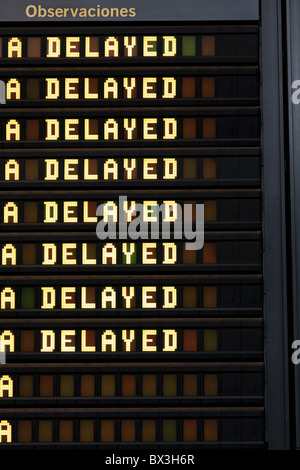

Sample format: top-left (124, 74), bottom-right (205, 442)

top-left (0, 416), bottom-right (264, 444)
top-left (3, 418), bottom-right (220, 443)
top-left (1, 371), bottom-right (263, 398)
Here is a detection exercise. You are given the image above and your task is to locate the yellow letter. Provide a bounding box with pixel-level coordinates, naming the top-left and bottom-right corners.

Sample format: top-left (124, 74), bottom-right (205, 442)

top-left (61, 330), bottom-right (76, 352)
top-left (83, 201), bottom-right (97, 222)
top-left (162, 243), bottom-right (177, 264)
top-left (102, 243), bottom-right (117, 265)
top-left (65, 78), bottom-right (79, 99)
top-left (104, 159), bottom-right (118, 180)
top-left (142, 330), bottom-right (157, 351)
top-left (64, 201), bottom-right (78, 223)
top-left (84, 77), bottom-right (99, 98)
top-left (143, 36), bottom-right (157, 57)
top-left (84, 119), bottom-right (99, 140)
top-left (42, 243), bottom-right (57, 265)
top-left (123, 77), bottom-right (136, 98)
top-left (122, 243), bottom-right (135, 263)
top-left (45, 78), bottom-right (59, 99)
top-left (124, 118), bottom-right (136, 139)
top-left (81, 287), bottom-right (96, 308)
top-left (5, 159), bottom-right (19, 181)
top-left (101, 287), bottom-right (116, 308)
top-left (122, 286), bottom-right (135, 308)
top-left (163, 36), bottom-right (176, 57)
top-left (44, 202), bottom-right (58, 223)
top-left (162, 286), bottom-right (177, 308)
top-left (162, 77), bottom-right (176, 98)
top-left (143, 78), bottom-right (157, 98)
top-left (65, 119), bottom-right (79, 140)
top-left (8, 37), bottom-right (22, 57)
top-left (61, 287), bottom-right (76, 309)
top-left (41, 330), bottom-right (55, 351)
top-left (82, 244), bottom-right (97, 265)
top-left (45, 119), bottom-right (59, 140)
top-left (2, 244), bottom-right (16, 266)
top-left (124, 159), bottom-right (136, 179)
top-left (41, 287), bottom-right (56, 309)
top-left (123, 200), bottom-right (136, 222)
top-left (6, 119), bottom-right (20, 141)
top-left (122, 330), bottom-right (135, 351)
top-left (0, 420), bottom-right (12, 443)
top-left (64, 159), bottom-right (78, 180)
top-left (104, 78), bottom-right (118, 99)
top-left (101, 329), bottom-right (116, 351)
top-left (6, 78), bottom-right (21, 99)
top-left (104, 119), bottom-right (118, 140)
top-left (163, 118), bottom-right (177, 139)
top-left (84, 159), bottom-right (98, 180)
top-left (0, 376), bottom-right (13, 398)
top-left (124, 37), bottom-right (136, 56)
top-left (143, 118), bottom-right (157, 139)
top-left (85, 37), bottom-right (99, 57)
top-left (62, 243), bottom-right (77, 265)
top-left (105, 36), bottom-right (119, 57)
top-left (41, 287), bottom-right (56, 308)
top-left (45, 159), bottom-right (59, 180)
top-left (143, 159), bottom-right (157, 179)
top-left (142, 243), bottom-right (157, 264)
top-left (163, 201), bottom-right (177, 222)
top-left (142, 286), bottom-right (156, 308)
top-left (81, 330), bottom-right (96, 351)
top-left (163, 158), bottom-right (177, 179)
top-left (103, 201), bottom-right (118, 222)
top-left (47, 37), bottom-right (61, 57)
top-left (4, 202), bottom-right (18, 223)
top-left (66, 37), bottom-right (80, 57)
top-left (163, 329), bottom-right (177, 351)
top-left (143, 201), bottom-right (158, 222)
top-left (0, 330), bottom-right (14, 351)
top-left (1, 289), bottom-right (15, 309)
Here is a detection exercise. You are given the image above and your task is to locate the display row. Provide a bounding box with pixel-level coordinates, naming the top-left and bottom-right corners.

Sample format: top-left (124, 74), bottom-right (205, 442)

top-left (0, 327), bottom-right (263, 354)
top-left (2, 74), bottom-right (258, 102)
top-left (0, 412), bottom-right (263, 446)
top-left (0, 238), bottom-right (261, 270)
top-left (0, 156), bottom-right (260, 185)
top-left (0, 196), bottom-right (261, 230)
top-left (0, 115), bottom-right (259, 142)
top-left (0, 281), bottom-right (262, 311)
top-left (0, 33), bottom-right (257, 60)
top-left (0, 369), bottom-right (263, 400)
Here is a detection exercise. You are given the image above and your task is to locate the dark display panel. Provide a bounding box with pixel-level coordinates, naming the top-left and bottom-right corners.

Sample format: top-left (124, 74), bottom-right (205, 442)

top-left (0, 23), bottom-right (262, 448)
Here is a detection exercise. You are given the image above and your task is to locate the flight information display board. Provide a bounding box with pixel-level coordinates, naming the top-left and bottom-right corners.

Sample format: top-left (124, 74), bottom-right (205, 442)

top-left (0, 5), bottom-right (263, 449)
